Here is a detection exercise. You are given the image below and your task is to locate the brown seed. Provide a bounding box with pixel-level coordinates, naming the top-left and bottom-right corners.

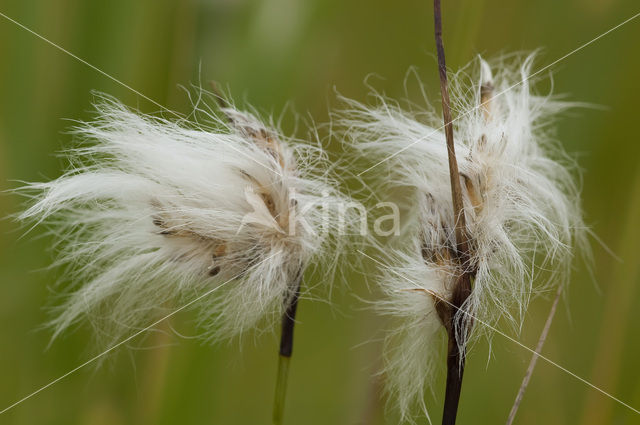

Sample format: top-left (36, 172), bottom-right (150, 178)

top-left (481, 82), bottom-right (494, 121)
top-left (213, 244), bottom-right (226, 258)
top-left (461, 173), bottom-right (483, 211)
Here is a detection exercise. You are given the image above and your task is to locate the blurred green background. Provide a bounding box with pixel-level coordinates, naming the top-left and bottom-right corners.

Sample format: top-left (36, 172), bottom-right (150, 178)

top-left (1, 0), bottom-right (639, 424)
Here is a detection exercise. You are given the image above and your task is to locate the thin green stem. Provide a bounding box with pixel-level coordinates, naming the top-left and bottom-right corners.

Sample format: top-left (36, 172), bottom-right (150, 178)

top-left (272, 268), bottom-right (302, 425)
top-left (273, 355), bottom-right (291, 425)
top-left (506, 285), bottom-right (563, 425)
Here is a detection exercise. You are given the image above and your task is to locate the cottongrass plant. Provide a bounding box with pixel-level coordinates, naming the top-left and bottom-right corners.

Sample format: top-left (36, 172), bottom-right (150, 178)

top-left (18, 92), bottom-right (351, 422)
top-left (338, 53), bottom-right (589, 422)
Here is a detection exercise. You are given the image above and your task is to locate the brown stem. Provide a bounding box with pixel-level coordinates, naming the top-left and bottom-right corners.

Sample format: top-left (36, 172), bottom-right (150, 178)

top-left (433, 1), bottom-right (474, 424)
top-left (279, 270), bottom-right (303, 358)
top-left (434, 0), bottom-right (469, 258)
top-left (441, 273), bottom-right (473, 425)
top-left (443, 330), bottom-right (465, 425)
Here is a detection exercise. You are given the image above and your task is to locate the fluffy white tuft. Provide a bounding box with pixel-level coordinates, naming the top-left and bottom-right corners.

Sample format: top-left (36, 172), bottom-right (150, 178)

top-left (375, 249), bottom-right (450, 422)
top-left (19, 94), bottom-right (349, 347)
top-left (338, 55), bottom-right (589, 419)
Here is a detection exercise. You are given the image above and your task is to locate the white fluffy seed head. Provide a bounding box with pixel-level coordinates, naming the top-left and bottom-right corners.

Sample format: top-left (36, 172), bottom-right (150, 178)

top-left (19, 93), bottom-right (350, 348)
top-left (338, 55), bottom-right (589, 419)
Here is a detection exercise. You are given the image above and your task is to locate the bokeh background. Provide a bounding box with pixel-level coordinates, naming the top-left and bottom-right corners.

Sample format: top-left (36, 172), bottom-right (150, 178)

top-left (1, 0), bottom-right (639, 424)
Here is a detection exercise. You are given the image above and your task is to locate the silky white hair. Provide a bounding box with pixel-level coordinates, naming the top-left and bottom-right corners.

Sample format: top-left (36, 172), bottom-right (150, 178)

top-left (338, 55), bottom-right (589, 420)
top-left (19, 93), bottom-right (351, 348)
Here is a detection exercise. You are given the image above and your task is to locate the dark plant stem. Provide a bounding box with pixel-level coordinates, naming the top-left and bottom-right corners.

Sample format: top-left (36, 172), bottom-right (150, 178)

top-left (433, 1), bottom-right (474, 424)
top-left (279, 273), bottom-right (302, 358)
top-left (443, 334), bottom-right (465, 425)
top-left (272, 268), bottom-right (303, 425)
top-left (441, 272), bottom-right (473, 425)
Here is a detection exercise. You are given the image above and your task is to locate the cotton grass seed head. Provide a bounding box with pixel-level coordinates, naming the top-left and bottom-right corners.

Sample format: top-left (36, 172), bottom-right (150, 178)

top-left (339, 55), bottom-right (590, 419)
top-left (19, 93), bottom-right (349, 347)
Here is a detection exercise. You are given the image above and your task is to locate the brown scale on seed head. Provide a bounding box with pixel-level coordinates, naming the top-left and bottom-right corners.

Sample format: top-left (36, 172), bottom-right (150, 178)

top-left (467, 73), bottom-right (493, 214)
top-left (210, 81), bottom-right (288, 168)
top-left (420, 224), bottom-right (454, 269)
top-left (461, 172), bottom-right (483, 214)
top-left (464, 73), bottom-right (493, 217)
top-left (229, 119), bottom-right (285, 168)
top-left (151, 200), bottom-right (228, 274)
top-left (151, 200), bottom-right (213, 241)
top-left (480, 79), bottom-right (494, 122)
top-left (419, 170), bottom-right (484, 274)
top-left (150, 104), bottom-right (296, 279)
